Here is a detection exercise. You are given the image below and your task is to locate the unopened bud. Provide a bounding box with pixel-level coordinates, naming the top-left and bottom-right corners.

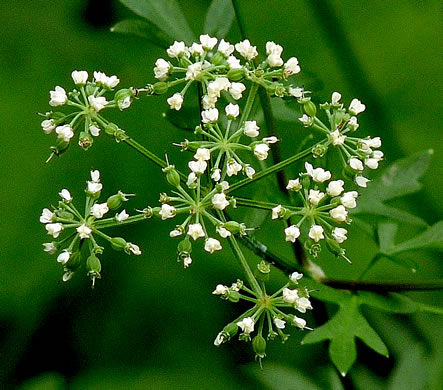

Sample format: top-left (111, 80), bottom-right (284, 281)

top-left (153, 82), bottom-right (169, 95)
top-left (111, 237), bottom-right (127, 251)
top-left (163, 165), bottom-right (181, 187)
top-left (227, 68), bottom-right (245, 81)
top-left (252, 335), bottom-right (267, 359)
top-left (303, 100), bottom-right (317, 117)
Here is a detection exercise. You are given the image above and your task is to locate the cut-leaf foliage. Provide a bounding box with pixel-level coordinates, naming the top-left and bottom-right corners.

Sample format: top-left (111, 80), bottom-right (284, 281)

top-left (203, 0), bottom-right (235, 39)
top-left (119, 0), bottom-right (195, 44)
top-left (353, 149), bottom-right (433, 226)
top-left (302, 278), bottom-right (443, 375)
top-left (111, 19), bottom-right (171, 48)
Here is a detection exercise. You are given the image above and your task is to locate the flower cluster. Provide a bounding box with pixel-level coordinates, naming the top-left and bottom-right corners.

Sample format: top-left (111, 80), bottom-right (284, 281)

top-left (40, 71), bottom-right (135, 158)
top-left (40, 170), bottom-right (141, 284)
top-left (213, 269), bottom-right (312, 361)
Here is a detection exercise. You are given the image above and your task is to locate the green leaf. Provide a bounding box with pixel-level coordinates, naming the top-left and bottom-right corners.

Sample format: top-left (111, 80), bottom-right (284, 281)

top-left (389, 221), bottom-right (443, 254)
top-left (353, 150), bottom-right (433, 226)
top-left (165, 106), bottom-right (200, 131)
top-left (119, 0), bottom-right (195, 44)
top-left (110, 19), bottom-right (171, 48)
top-left (203, 0), bottom-right (235, 38)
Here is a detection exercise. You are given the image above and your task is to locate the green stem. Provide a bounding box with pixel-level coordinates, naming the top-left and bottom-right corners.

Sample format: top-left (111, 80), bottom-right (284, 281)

top-left (94, 214), bottom-right (149, 229)
top-left (239, 83), bottom-right (259, 124)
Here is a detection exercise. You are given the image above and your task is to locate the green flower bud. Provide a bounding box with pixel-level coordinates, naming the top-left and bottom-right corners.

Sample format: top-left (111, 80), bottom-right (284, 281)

top-left (303, 100), bottom-right (317, 117)
top-left (252, 335), bottom-right (267, 359)
top-left (301, 174), bottom-right (311, 190)
top-left (107, 191), bottom-right (127, 210)
top-left (104, 122), bottom-right (119, 137)
top-left (223, 322), bottom-right (239, 339)
top-left (78, 131), bottom-right (93, 150)
top-left (162, 165), bottom-right (181, 187)
top-left (114, 88), bottom-right (134, 110)
top-left (65, 251), bottom-right (82, 270)
top-left (86, 254), bottom-right (101, 276)
top-left (85, 84), bottom-right (96, 96)
top-left (111, 237), bottom-right (127, 251)
top-left (311, 143), bottom-right (328, 158)
top-left (222, 221), bottom-right (243, 234)
top-left (178, 238), bottom-right (192, 254)
top-left (211, 52), bottom-right (225, 66)
top-left (153, 82), bottom-right (169, 95)
top-left (227, 68), bottom-right (245, 81)
top-left (52, 138), bottom-right (70, 154)
top-left (55, 210), bottom-right (74, 220)
top-left (227, 290), bottom-right (240, 303)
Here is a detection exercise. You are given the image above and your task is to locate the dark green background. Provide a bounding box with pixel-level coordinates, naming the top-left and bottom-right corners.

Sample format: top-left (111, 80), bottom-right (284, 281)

top-left (1, 0), bottom-right (442, 389)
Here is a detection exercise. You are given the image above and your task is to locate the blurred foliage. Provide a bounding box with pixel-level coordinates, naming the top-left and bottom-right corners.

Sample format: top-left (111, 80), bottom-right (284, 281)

top-left (1, 0), bottom-right (442, 389)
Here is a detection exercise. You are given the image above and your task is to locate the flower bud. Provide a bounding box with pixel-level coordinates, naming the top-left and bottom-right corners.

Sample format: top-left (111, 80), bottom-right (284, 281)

top-left (153, 82), bottom-right (169, 95)
top-left (255, 260), bottom-right (270, 282)
top-left (114, 88), bottom-right (134, 110)
top-left (65, 251), bottom-right (82, 270)
top-left (222, 221), bottom-right (244, 234)
top-left (303, 100), bottom-right (317, 117)
top-left (211, 52), bottom-right (225, 66)
top-left (325, 238), bottom-right (344, 257)
top-left (163, 165), bottom-right (181, 187)
top-left (55, 210), bottom-right (74, 220)
top-left (223, 322), bottom-right (239, 339)
top-left (107, 191), bottom-right (127, 210)
top-left (104, 122), bottom-right (119, 137)
top-left (86, 254), bottom-right (101, 277)
top-left (301, 174), bottom-right (311, 189)
top-left (311, 143), bottom-right (328, 158)
top-left (177, 238), bottom-right (192, 254)
top-left (252, 335), bottom-right (267, 359)
top-left (227, 290), bottom-right (240, 303)
top-left (227, 68), bottom-right (245, 81)
top-left (110, 237), bottom-right (127, 251)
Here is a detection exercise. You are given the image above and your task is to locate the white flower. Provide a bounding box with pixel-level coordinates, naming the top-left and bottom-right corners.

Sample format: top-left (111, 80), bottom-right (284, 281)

top-left (212, 193), bottom-right (229, 210)
top-left (286, 178), bottom-right (302, 191)
top-left (186, 172), bottom-right (197, 187)
top-left (244, 121), bottom-right (259, 137)
top-left (229, 82), bottom-right (246, 100)
top-left (268, 53), bottom-right (283, 67)
top-left (188, 159), bottom-right (207, 174)
top-left (76, 224), bottom-right (92, 239)
top-left (341, 191), bottom-right (358, 209)
top-left (204, 238), bottom-right (222, 253)
top-left (348, 116), bottom-right (359, 130)
top-left (212, 284), bottom-right (229, 295)
top-left (226, 55), bottom-right (242, 69)
top-left (285, 225), bottom-right (300, 242)
top-left (214, 332), bottom-right (225, 346)
top-left (62, 271), bottom-right (74, 282)
top-left (309, 225), bottom-right (324, 242)
top-left (187, 223), bottom-right (205, 240)
top-left (293, 316), bottom-right (307, 329)
top-left (159, 204), bottom-right (176, 220)
top-left (57, 251), bottom-right (71, 265)
top-left (71, 70), bottom-right (88, 85)
top-left (365, 158), bottom-right (380, 169)
top-left (355, 175), bottom-right (370, 187)
top-left (167, 93), bottom-right (183, 111)
top-left (40, 208), bottom-right (54, 223)
top-left (308, 189), bottom-right (325, 206)
top-left (298, 114), bottom-right (312, 126)
top-left (217, 39), bottom-right (234, 57)
top-left (282, 287), bottom-right (299, 304)
top-left (327, 180), bottom-right (345, 197)
top-left (169, 229), bottom-right (182, 238)
top-left (55, 125), bottom-right (74, 142)
top-left (93, 71), bottom-right (119, 88)
top-left (220, 181), bottom-right (230, 191)
top-left (41, 119), bottom-right (56, 134)
top-left (332, 227), bottom-right (348, 243)
top-left (290, 272), bottom-right (303, 282)
top-left (116, 209), bottom-right (129, 222)
top-left (305, 163), bottom-right (331, 183)
top-left (226, 159), bottom-right (242, 176)
top-left (284, 57), bottom-right (301, 75)
top-left (266, 41), bottom-right (283, 56)
top-left (154, 58), bottom-right (171, 80)
top-left (216, 226), bottom-right (231, 238)
top-left (166, 41), bottom-right (187, 58)
top-left (253, 143), bottom-right (270, 160)
top-left (331, 92), bottom-right (342, 106)
top-left (87, 181), bottom-right (102, 194)
top-left (186, 62), bottom-right (203, 80)
top-left (88, 95), bottom-right (108, 112)
top-left (362, 137), bottom-right (382, 149)
top-left (90, 202), bottom-right (109, 218)
top-left (207, 77), bottom-right (230, 98)
top-left (296, 297), bottom-right (313, 313)
top-left (349, 98), bottom-right (366, 115)
top-left (43, 242), bottom-right (57, 254)
top-left (90, 170), bottom-right (100, 182)
top-left (225, 103), bottom-right (239, 118)
top-left (183, 256), bottom-right (192, 268)
top-left (200, 34), bottom-right (217, 50)
top-left (349, 157), bottom-right (364, 171)
top-left (201, 108), bottom-right (219, 123)
top-left (194, 148), bottom-right (211, 161)
top-left (244, 165), bottom-right (255, 179)
top-left (330, 129), bottom-right (346, 146)
top-left (46, 223), bottom-right (63, 238)
top-left (330, 205), bottom-right (348, 222)
top-left (271, 205), bottom-right (282, 220)
top-left (372, 150), bottom-right (384, 159)
top-left (89, 125), bottom-right (101, 136)
top-left (211, 168), bottom-right (221, 182)
top-left (274, 318), bottom-right (286, 329)
top-left (289, 87), bottom-right (304, 98)
top-left (263, 136), bottom-right (278, 144)
top-left (126, 243), bottom-right (142, 255)
top-left (202, 94), bottom-right (217, 109)
top-left (236, 317), bottom-right (254, 334)
top-left (190, 42), bottom-right (204, 56)
top-left (49, 86), bottom-right (67, 106)
top-left (59, 189), bottom-right (72, 201)
top-left (235, 39), bottom-right (258, 60)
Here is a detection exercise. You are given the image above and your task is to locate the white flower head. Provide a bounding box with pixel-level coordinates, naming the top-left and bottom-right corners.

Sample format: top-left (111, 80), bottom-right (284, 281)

top-left (289, 87), bottom-right (304, 98)
top-left (225, 103), bottom-right (240, 119)
top-left (204, 238), bottom-right (222, 253)
top-left (365, 158), bottom-right (380, 170)
top-left (93, 71), bottom-right (119, 88)
top-left (347, 116), bottom-right (359, 131)
top-left (330, 129), bottom-right (346, 146)
top-left (200, 34), bottom-right (217, 50)
top-left (126, 242), bottom-right (142, 255)
top-left (331, 92), bottom-right (342, 106)
top-left (253, 143), bottom-right (270, 160)
top-left (290, 272), bottom-right (303, 282)
top-left (274, 318), bottom-right (286, 329)
top-left (187, 223), bottom-right (205, 240)
top-left (330, 205), bottom-right (348, 222)
top-left (186, 61), bottom-right (203, 81)
top-left (87, 181), bottom-right (103, 194)
top-left (55, 125), bottom-right (74, 142)
top-left (212, 193), bottom-right (229, 210)
top-left (159, 204), bottom-right (176, 220)
top-left (244, 165), bottom-right (255, 179)
top-left (266, 41), bottom-right (283, 56)
top-left (41, 119), bottom-right (56, 134)
top-left (282, 287), bottom-right (299, 304)
top-left (308, 189), bottom-right (325, 206)
top-left (220, 181), bottom-right (230, 191)
top-left (355, 175), bottom-right (370, 188)
top-left (298, 114), bottom-right (312, 127)
top-left (71, 70), bottom-right (88, 85)
top-left (88, 95), bottom-right (108, 112)
top-left (57, 250), bottom-right (71, 265)
top-left (309, 225), bottom-right (324, 242)
top-left (216, 226), bottom-right (231, 238)
top-left (332, 227), bottom-right (348, 243)
top-left (284, 57), bottom-right (301, 75)
top-left (217, 39), bottom-right (234, 57)
top-left (167, 93), bottom-right (183, 111)
top-left (226, 159), bottom-right (242, 176)
top-left (167, 41), bottom-right (188, 58)
top-left (211, 168), bottom-right (221, 182)
top-left (49, 86), bottom-right (67, 106)
top-left (327, 180), bottom-right (345, 197)
top-left (190, 42), bottom-right (204, 56)
top-left (263, 136), bottom-right (279, 144)
top-left (194, 148), bottom-right (211, 161)
top-left (201, 108), bottom-right (219, 123)
top-left (90, 170), bottom-right (100, 182)
top-left (214, 332), bottom-right (225, 346)
top-left (235, 39), bottom-right (258, 60)
top-left (59, 189), bottom-right (72, 202)
top-left (202, 94), bottom-right (217, 109)
top-left (285, 225), bottom-right (300, 242)
top-left (305, 163), bottom-right (331, 183)
top-left (90, 202), bottom-right (109, 218)
top-left (183, 256), bottom-right (192, 268)
top-left (268, 53), bottom-right (283, 67)
top-left (43, 242), bottom-right (57, 254)
top-left (212, 284), bottom-right (229, 295)
top-left (244, 121), bottom-right (259, 137)
top-left (341, 191), bottom-right (358, 209)
top-left (237, 317), bottom-right (254, 334)
top-left (296, 297), bottom-right (313, 313)
top-left (349, 157), bottom-right (364, 171)
top-left (293, 316), bottom-right (307, 329)
top-left (89, 125), bottom-right (101, 137)
top-left (76, 224), bottom-right (92, 239)
top-left (169, 229), bottom-right (182, 238)
top-left (154, 58), bottom-right (171, 80)
top-left (286, 178), bottom-right (302, 191)
top-left (188, 159), bottom-right (207, 174)
top-left (187, 172), bottom-right (197, 188)
top-left (40, 208), bottom-right (55, 224)
top-left (46, 223), bottom-right (63, 238)
top-left (229, 82), bottom-right (246, 100)
top-left (116, 209), bottom-right (129, 222)
top-left (271, 205), bottom-right (283, 220)
top-left (349, 98), bottom-right (366, 115)
top-left (226, 55), bottom-right (242, 69)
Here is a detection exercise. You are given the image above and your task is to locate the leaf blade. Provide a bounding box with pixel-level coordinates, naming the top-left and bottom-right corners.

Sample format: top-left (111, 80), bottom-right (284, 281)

top-left (203, 0), bottom-right (235, 38)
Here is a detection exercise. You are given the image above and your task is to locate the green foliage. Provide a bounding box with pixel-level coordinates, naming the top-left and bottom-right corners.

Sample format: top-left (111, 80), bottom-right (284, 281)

top-left (110, 19), bottom-right (171, 48)
top-left (203, 0), bottom-right (235, 38)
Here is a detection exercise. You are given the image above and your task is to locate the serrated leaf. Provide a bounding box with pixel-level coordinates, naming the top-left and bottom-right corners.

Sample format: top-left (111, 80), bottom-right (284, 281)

top-left (353, 150), bottom-right (433, 226)
top-left (203, 0), bottom-right (235, 38)
top-left (165, 106), bottom-right (200, 131)
top-left (120, 0), bottom-right (195, 44)
top-left (111, 19), bottom-right (171, 48)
